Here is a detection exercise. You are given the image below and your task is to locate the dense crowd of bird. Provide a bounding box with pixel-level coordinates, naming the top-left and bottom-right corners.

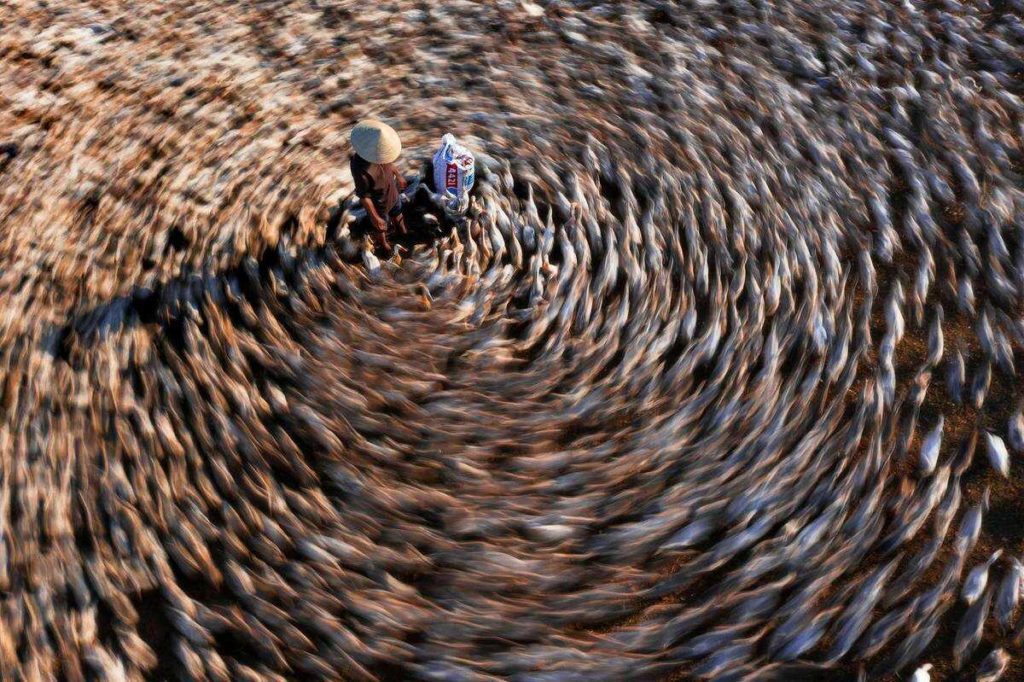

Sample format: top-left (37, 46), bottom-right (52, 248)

top-left (1, 0), bottom-right (1024, 680)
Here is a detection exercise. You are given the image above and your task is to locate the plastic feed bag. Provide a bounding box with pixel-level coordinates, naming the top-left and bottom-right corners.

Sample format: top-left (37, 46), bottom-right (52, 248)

top-left (432, 134), bottom-right (475, 214)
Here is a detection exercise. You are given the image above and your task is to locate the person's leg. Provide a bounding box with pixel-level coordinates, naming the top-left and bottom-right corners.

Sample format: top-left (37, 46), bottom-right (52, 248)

top-left (374, 202), bottom-right (392, 250)
top-left (389, 197), bottom-right (408, 235)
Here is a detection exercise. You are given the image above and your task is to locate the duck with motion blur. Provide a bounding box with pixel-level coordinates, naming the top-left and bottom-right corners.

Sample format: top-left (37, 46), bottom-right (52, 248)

top-left (350, 119), bottom-right (408, 250)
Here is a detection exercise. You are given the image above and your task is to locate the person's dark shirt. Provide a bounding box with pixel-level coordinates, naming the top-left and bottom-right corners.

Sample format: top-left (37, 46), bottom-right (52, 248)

top-left (350, 154), bottom-right (405, 214)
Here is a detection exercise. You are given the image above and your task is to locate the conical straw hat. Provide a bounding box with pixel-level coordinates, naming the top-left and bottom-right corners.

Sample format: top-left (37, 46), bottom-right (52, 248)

top-left (350, 119), bottom-right (401, 164)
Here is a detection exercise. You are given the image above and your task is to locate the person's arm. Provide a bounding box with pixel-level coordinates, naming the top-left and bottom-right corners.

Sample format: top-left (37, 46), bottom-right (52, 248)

top-left (351, 157), bottom-right (387, 233)
top-left (361, 196), bottom-right (387, 233)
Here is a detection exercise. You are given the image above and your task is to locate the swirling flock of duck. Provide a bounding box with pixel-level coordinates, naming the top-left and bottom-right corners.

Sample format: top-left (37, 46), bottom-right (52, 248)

top-left (2, 1), bottom-right (1024, 680)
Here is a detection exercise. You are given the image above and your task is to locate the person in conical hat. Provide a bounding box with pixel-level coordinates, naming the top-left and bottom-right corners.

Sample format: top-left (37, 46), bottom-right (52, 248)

top-left (349, 119), bottom-right (407, 250)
